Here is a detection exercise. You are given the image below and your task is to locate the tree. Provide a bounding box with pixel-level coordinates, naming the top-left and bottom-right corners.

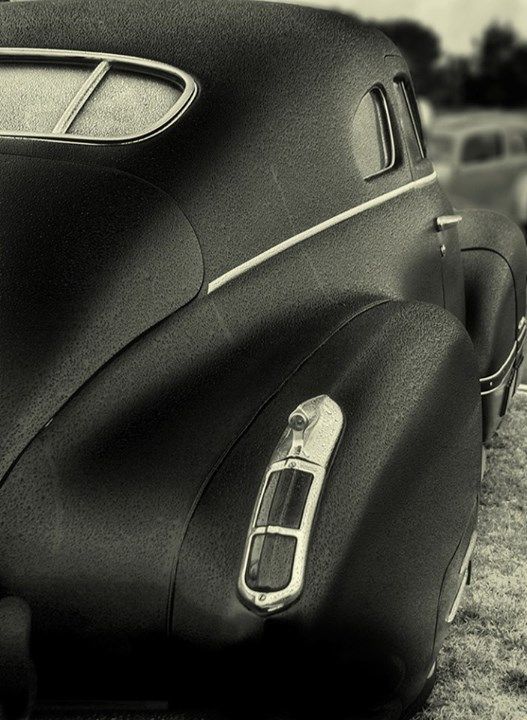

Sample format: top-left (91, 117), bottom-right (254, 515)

top-left (500, 44), bottom-right (527, 108)
top-left (474, 24), bottom-right (526, 107)
top-left (375, 20), bottom-right (441, 95)
top-left (479, 24), bottom-right (517, 77)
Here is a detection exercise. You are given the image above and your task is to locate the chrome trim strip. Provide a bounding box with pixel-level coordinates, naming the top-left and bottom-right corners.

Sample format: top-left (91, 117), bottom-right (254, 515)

top-left (446, 565), bottom-right (470, 623)
top-left (480, 338), bottom-right (519, 384)
top-left (362, 86), bottom-right (396, 181)
top-left (446, 530), bottom-right (477, 624)
top-left (397, 77), bottom-right (426, 159)
top-left (52, 60), bottom-right (110, 134)
top-left (480, 323), bottom-right (526, 394)
top-left (208, 171), bottom-right (438, 293)
top-left (0, 47), bottom-right (197, 145)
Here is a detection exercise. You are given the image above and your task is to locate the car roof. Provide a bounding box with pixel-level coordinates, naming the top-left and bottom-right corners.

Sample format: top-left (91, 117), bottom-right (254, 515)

top-left (431, 112), bottom-right (527, 137)
top-left (0, 0), bottom-right (424, 282)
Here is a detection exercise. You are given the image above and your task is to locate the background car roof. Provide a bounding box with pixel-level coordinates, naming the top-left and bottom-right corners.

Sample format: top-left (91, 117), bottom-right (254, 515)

top-left (431, 111), bottom-right (527, 136)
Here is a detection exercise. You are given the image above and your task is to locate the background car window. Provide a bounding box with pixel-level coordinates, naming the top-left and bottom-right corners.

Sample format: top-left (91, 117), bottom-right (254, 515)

top-left (461, 133), bottom-right (504, 163)
top-left (352, 87), bottom-right (394, 180)
top-left (506, 128), bottom-right (527, 156)
top-left (394, 77), bottom-right (426, 161)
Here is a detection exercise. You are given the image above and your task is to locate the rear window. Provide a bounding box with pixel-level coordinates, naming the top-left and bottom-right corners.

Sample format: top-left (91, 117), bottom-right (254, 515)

top-left (352, 87), bottom-right (394, 180)
top-left (461, 133), bottom-right (504, 164)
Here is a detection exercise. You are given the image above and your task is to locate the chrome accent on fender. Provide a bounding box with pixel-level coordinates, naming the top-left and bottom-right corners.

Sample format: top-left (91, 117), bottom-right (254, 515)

top-left (208, 171), bottom-right (438, 293)
top-left (0, 47), bottom-right (198, 145)
top-left (446, 530), bottom-right (477, 624)
top-left (435, 214), bottom-right (462, 232)
top-left (480, 321), bottom-right (526, 395)
top-left (238, 395), bottom-right (344, 614)
top-left (426, 661), bottom-right (437, 680)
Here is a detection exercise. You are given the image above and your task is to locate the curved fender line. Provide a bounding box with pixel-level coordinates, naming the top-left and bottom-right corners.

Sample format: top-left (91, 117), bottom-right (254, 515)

top-left (208, 171), bottom-right (438, 293)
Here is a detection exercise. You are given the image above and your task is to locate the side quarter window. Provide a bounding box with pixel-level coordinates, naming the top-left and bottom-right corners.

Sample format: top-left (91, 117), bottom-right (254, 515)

top-left (394, 77), bottom-right (426, 162)
top-left (461, 133), bottom-right (504, 164)
top-left (352, 86), bottom-right (395, 180)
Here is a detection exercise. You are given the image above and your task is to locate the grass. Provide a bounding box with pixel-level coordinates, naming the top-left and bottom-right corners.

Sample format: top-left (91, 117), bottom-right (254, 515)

top-left (416, 391), bottom-right (527, 720)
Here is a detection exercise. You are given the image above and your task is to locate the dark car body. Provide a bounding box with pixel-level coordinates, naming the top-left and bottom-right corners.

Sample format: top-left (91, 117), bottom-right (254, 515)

top-left (0, 2), bottom-right (525, 719)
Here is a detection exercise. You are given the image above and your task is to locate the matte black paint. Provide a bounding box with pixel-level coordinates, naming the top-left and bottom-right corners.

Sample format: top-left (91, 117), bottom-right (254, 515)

top-left (0, 1), bottom-right (524, 719)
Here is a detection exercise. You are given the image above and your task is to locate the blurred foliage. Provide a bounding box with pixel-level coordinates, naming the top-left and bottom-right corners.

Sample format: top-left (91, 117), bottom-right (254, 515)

top-left (375, 19), bottom-right (527, 109)
top-left (375, 20), bottom-right (440, 92)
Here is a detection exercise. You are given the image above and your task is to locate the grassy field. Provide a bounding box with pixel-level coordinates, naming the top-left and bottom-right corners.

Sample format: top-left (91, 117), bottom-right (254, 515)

top-left (416, 390), bottom-right (527, 720)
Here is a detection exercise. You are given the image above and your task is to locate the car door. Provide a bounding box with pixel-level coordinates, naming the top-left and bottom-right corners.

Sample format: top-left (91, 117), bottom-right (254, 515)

top-left (387, 65), bottom-right (465, 321)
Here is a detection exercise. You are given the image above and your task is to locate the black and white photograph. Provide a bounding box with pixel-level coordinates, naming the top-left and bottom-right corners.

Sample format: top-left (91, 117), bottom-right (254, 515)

top-left (0, 1), bottom-right (525, 719)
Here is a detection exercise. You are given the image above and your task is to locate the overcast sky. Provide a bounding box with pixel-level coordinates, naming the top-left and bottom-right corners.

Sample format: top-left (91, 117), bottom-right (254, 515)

top-left (276, 0), bottom-right (527, 55)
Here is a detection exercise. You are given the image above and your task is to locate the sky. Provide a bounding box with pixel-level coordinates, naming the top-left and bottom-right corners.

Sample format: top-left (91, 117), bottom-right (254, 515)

top-left (275, 0), bottom-right (527, 55)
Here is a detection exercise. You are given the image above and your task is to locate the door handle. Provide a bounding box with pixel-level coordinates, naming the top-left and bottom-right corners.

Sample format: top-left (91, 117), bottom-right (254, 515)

top-left (435, 214), bottom-right (462, 232)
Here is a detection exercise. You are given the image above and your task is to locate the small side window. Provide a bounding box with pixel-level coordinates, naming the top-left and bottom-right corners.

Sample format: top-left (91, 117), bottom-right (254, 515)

top-left (352, 87), bottom-right (395, 180)
top-left (394, 77), bottom-right (425, 161)
top-left (462, 133), bottom-right (504, 164)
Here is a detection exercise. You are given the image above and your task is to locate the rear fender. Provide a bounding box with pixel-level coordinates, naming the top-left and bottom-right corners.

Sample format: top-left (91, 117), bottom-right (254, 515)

top-left (173, 299), bottom-right (482, 717)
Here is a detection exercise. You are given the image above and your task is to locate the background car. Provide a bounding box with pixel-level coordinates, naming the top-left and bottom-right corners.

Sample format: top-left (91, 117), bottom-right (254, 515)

top-left (428, 112), bottom-right (527, 228)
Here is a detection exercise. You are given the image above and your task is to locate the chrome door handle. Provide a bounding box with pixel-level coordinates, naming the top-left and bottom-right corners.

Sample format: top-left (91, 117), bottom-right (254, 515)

top-left (435, 214), bottom-right (462, 232)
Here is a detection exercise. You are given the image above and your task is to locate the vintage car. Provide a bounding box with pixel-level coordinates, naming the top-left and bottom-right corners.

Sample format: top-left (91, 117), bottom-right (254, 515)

top-left (0, 1), bottom-right (525, 720)
top-left (428, 111), bottom-right (527, 227)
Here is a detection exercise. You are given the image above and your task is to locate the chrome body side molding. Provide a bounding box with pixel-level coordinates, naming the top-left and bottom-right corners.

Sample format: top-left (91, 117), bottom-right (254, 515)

top-left (480, 318), bottom-right (526, 395)
top-left (208, 171), bottom-right (438, 293)
top-left (446, 530), bottom-right (477, 623)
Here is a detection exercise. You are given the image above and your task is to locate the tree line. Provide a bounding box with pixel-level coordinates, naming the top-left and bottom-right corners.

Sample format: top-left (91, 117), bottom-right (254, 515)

top-left (375, 20), bottom-right (527, 109)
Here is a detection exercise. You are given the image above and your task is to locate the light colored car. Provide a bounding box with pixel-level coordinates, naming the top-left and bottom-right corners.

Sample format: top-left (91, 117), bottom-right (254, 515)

top-left (428, 112), bottom-right (527, 226)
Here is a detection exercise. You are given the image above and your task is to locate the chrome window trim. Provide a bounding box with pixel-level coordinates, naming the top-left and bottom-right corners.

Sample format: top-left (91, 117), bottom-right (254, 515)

top-left (396, 77), bottom-right (425, 159)
top-left (358, 85), bottom-right (396, 181)
top-left (52, 60), bottom-right (111, 134)
top-left (0, 47), bottom-right (198, 145)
